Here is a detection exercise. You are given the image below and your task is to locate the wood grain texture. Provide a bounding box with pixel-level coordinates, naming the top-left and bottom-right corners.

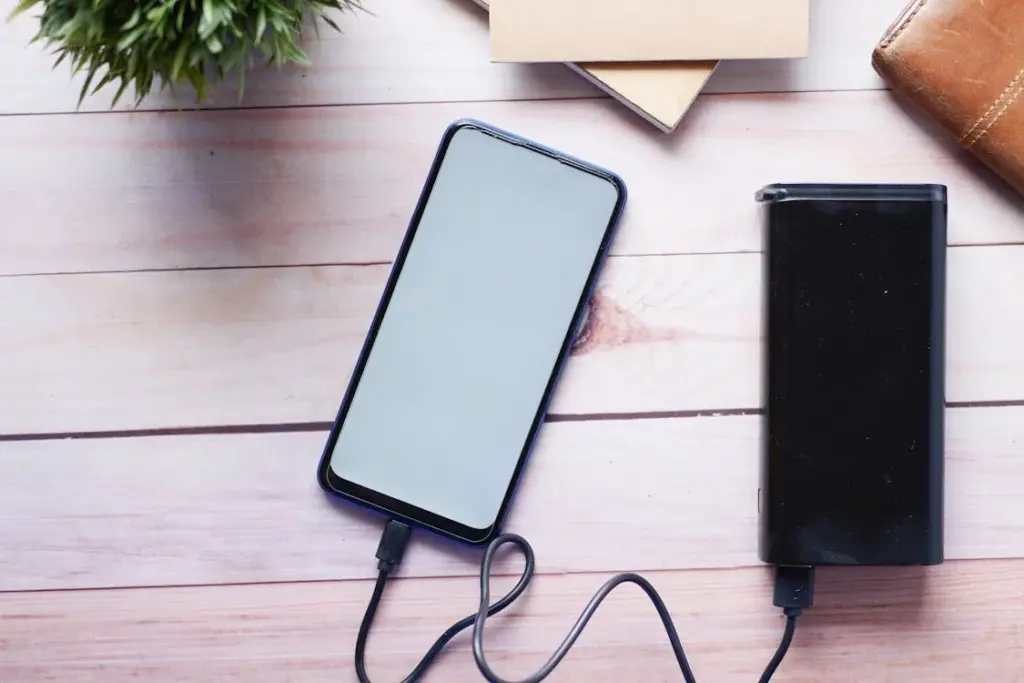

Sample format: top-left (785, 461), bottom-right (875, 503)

top-left (3, 247), bottom-right (1024, 434)
top-left (3, 92), bottom-right (1023, 276)
top-left (0, 0), bottom-right (901, 116)
top-left (3, 559), bottom-right (1024, 682)
top-left (3, 2), bottom-right (1020, 679)
top-left (2, 407), bottom-right (1022, 591)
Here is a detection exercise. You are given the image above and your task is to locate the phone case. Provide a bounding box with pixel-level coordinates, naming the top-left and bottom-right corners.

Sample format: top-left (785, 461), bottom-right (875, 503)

top-left (316, 119), bottom-right (627, 546)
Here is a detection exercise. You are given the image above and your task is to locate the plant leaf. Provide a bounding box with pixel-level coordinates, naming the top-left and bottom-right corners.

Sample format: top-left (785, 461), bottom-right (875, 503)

top-left (255, 6), bottom-right (266, 42)
top-left (7, 0), bottom-right (39, 22)
top-left (78, 62), bottom-right (100, 107)
top-left (321, 13), bottom-right (339, 32)
top-left (127, 48), bottom-right (138, 78)
top-left (111, 78), bottom-right (131, 107)
top-left (171, 39), bottom-right (190, 79)
top-left (91, 70), bottom-right (117, 95)
top-left (122, 7), bottom-right (141, 30)
top-left (69, 52), bottom-right (86, 74)
top-left (186, 67), bottom-right (206, 100)
top-left (291, 46), bottom-right (311, 67)
top-left (236, 63), bottom-right (246, 102)
top-left (116, 25), bottom-right (147, 50)
top-left (27, 0), bottom-right (365, 110)
top-left (199, 0), bottom-right (217, 36)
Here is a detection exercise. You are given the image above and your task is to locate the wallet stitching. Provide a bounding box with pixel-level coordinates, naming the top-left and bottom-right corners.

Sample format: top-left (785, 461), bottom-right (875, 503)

top-left (961, 68), bottom-right (1024, 144)
top-left (965, 76), bottom-right (1024, 148)
top-left (879, 0), bottom-right (928, 49)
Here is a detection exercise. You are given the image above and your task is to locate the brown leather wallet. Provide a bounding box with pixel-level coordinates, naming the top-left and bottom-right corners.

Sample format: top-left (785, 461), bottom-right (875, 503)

top-left (872, 0), bottom-right (1024, 196)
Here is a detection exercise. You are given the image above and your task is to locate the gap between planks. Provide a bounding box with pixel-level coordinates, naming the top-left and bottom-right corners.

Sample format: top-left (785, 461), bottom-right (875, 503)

top-left (3, 408), bottom-right (1023, 592)
top-left (0, 84), bottom-right (899, 122)
top-left (0, 557), bottom-right (743, 596)
top-left (0, 94), bottom-right (608, 121)
top-left (0, 408), bottom-right (763, 444)
top-left (3, 241), bottom-right (1024, 281)
top-left (4, 91), bottom-right (1024, 278)
top-left (6, 402), bottom-right (1023, 444)
top-left (5, 247), bottom-right (1024, 434)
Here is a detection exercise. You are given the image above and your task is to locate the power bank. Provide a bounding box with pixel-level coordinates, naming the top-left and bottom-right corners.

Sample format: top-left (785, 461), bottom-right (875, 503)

top-left (756, 184), bottom-right (947, 567)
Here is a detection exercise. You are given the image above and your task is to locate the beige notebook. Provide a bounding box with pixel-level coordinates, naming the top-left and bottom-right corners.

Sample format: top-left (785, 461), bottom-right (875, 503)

top-left (490, 0), bottom-right (809, 63)
top-left (470, 0), bottom-right (716, 133)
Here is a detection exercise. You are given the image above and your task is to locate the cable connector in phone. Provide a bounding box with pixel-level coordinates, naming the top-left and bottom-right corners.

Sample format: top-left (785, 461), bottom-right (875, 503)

top-left (375, 520), bottom-right (412, 574)
top-left (772, 565), bottom-right (815, 617)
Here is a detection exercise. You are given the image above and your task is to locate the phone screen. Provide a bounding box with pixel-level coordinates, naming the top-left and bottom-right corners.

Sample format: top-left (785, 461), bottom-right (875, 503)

top-left (321, 122), bottom-right (624, 543)
top-left (760, 187), bottom-right (946, 565)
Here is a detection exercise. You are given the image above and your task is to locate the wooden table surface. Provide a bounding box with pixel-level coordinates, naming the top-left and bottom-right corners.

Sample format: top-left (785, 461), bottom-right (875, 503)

top-left (3, 0), bottom-right (1024, 680)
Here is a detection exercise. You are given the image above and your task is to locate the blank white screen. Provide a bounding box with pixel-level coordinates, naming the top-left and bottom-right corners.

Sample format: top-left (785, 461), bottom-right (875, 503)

top-left (328, 125), bottom-right (620, 530)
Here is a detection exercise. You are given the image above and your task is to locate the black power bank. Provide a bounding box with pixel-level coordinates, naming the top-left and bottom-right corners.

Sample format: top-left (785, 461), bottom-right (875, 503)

top-left (757, 184), bottom-right (947, 567)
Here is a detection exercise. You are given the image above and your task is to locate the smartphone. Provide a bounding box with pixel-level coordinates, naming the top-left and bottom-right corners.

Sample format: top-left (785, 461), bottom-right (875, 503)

top-left (757, 184), bottom-right (946, 567)
top-left (318, 120), bottom-right (626, 545)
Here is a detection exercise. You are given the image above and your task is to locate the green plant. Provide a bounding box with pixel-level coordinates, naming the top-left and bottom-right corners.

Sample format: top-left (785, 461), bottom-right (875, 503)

top-left (9, 0), bottom-right (363, 106)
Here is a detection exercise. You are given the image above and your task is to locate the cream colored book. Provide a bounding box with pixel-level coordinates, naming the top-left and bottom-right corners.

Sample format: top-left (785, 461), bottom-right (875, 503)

top-left (490, 0), bottom-right (809, 63)
top-left (470, 0), bottom-right (715, 133)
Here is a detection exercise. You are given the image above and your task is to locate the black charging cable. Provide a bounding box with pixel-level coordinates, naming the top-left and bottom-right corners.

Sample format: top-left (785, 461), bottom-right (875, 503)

top-left (356, 520), bottom-right (814, 683)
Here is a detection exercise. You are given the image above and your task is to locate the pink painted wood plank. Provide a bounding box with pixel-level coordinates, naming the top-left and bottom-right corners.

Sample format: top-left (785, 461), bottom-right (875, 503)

top-left (2, 248), bottom-right (1023, 434)
top-left (1, 92), bottom-right (1022, 276)
top-left (1, 408), bottom-right (1021, 591)
top-left (2, 559), bottom-right (1022, 682)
